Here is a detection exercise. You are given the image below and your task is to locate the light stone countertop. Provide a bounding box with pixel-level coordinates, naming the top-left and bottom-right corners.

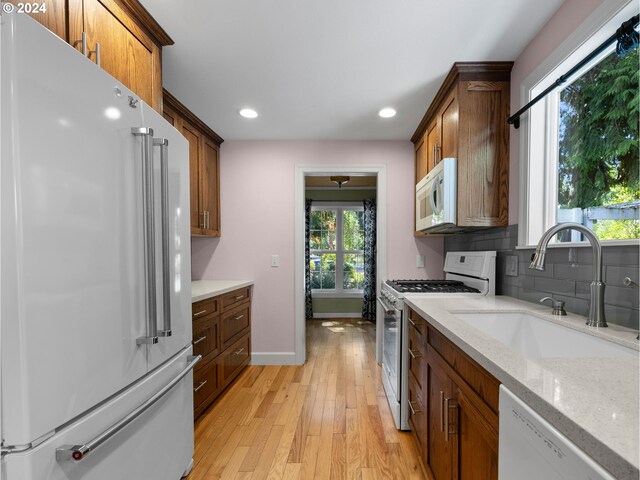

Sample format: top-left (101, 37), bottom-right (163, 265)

top-left (402, 295), bottom-right (640, 480)
top-left (191, 280), bottom-right (254, 302)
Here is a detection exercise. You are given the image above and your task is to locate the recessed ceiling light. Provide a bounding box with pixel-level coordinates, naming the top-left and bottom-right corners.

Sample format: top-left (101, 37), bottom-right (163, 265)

top-left (239, 108), bottom-right (258, 119)
top-left (378, 107), bottom-right (396, 118)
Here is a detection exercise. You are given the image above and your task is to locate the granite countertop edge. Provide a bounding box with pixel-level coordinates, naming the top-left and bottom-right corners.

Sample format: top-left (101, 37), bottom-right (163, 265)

top-left (191, 280), bottom-right (254, 302)
top-left (402, 294), bottom-right (639, 480)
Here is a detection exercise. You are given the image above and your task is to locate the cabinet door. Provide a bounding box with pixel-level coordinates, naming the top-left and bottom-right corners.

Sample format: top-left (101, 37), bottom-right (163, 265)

top-left (454, 387), bottom-right (499, 480)
top-left (200, 137), bottom-right (221, 236)
top-left (425, 118), bottom-right (441, 172)
top-left (440, 94), bottom-right (458, 160)
top-left (179, 119), bottom-right (203, 234)
top-left (426, 355), bottom-right (453, 480)
top-left (162, 103), bottom-right (177, 127)
top-left (415, 133), bottom-right (428, 184)
top-left (7, 0), bottom-right (67, 40)
top-left (69, 0), bottom-right (160, 109)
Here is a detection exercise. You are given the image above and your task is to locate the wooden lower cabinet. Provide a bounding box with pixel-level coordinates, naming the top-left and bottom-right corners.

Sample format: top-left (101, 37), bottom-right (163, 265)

top-left (408, 307), bottom-right (499, 480)
top-left (192, 286), bottom-right (252, 419)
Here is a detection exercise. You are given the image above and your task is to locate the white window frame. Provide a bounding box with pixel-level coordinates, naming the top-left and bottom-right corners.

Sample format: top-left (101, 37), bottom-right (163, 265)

top-left (310, 202), bottom-right (365, 298)
top-left (518, 0), bottom-right (640, 248)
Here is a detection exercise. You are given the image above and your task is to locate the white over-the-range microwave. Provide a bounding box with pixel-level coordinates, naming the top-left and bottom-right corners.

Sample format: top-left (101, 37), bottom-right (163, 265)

top-left (415, 157), bottom-right (461, 233)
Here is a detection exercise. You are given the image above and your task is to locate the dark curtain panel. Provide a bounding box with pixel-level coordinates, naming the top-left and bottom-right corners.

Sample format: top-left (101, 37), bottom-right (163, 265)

top-left (305, 199), bottom-right (313, 319)
top-left (361, 198), bottom-right (377, 321)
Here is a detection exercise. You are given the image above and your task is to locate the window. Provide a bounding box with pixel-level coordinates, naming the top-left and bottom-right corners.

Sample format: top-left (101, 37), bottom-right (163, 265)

top-left (310, 204), bottom-right (365, 294)
top-left (520, 2), bottom-right (639, 246)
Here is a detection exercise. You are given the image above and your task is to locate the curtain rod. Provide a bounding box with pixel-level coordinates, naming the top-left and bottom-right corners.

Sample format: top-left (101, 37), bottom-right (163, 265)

top-left (507, 14), bottom-right (639, 129)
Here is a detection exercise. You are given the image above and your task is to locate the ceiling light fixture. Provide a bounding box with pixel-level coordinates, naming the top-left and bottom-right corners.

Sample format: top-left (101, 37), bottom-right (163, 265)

top-left (378, 107), bottom-right (396, 118)
top-left (239, 108), bottom-right (258, 118)
top-left (330, 176), bottom-right (350, 188)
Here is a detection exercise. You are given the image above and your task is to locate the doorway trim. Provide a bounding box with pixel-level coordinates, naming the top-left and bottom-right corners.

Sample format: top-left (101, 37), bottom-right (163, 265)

top-left (294, 165), bottom-right (387, 365)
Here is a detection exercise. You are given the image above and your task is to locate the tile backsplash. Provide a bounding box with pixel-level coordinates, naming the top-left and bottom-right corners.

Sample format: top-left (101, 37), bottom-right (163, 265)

top-left (444, 225), bottom-right (640, 330)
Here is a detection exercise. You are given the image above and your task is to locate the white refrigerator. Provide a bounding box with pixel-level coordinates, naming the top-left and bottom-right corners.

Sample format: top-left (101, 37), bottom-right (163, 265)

top-left (1, 11), bottom-right (197, 480)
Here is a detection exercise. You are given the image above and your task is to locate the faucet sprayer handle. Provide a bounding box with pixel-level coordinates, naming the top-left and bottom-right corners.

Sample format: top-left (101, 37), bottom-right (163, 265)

top-left (540, 297), bottom-right (567, 316)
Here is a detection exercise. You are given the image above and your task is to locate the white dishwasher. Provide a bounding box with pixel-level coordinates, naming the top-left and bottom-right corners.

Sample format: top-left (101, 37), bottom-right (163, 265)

top-left (499, 386), bottom-right (616, 480)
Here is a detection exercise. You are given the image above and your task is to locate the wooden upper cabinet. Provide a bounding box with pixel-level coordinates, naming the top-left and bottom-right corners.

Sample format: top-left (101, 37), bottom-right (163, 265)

top-left (16, 0), bottom-right (173, 113)
top-left (7, 0), bottom-right (68, 40)
top-left (163, 90), bottom-right (224, 237)
top-left (412, 62), bottom-right (512, 231)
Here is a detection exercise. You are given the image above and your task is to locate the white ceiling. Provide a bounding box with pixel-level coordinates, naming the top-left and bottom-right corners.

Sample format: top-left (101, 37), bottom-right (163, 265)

top-left (141, 0), bottom-right (565, 140)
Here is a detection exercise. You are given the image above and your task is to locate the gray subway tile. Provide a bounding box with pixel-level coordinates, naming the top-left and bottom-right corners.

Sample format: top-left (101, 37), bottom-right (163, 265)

top-left (603, 305), bottom-right (639, 330)
top-left (554, 263), bottom-right (593, 282)
top-left (605, 265), bottom-right (640, 287)
top-left (533, 277), bottom-right (576, 296)
top-left (499, 283), bottom-right (519, 298)
top-left (604, 285), bottom-right (639, 310)
top-left (519, 262), bottom-right (554, 278)
top-left (602, 245), bottom-right (639, 266)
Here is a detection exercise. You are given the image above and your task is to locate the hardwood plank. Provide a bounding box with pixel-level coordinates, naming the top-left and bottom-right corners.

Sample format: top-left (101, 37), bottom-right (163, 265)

top-left (220, 446), bottom-right (250, 480)
top-left (299, 435), bottom-right (320, 480)
top-left (314, 400), bottom-right (335, 480)
top-left (282, 464), bottom-right (301, 480)
top-left (238, 403), bottom-right (281, 472)
top-left (287, 384), bottom-right (319, 462)
top-left (361, 468), bottom-right (379, 480)
top-left (251, 425), bottom-right (286, 480)
top-left (330, 434), bottom-right (347, 480)
top-left (346, 409), bottom-right (361, 480)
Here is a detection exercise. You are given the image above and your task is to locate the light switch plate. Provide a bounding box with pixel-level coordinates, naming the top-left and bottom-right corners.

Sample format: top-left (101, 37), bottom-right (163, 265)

top-left (505, 255), bottom-right (518, 277)
top-left (416, 254), bottom-right (425, 268)
top-left (271, 255), bottom-right (279, 267)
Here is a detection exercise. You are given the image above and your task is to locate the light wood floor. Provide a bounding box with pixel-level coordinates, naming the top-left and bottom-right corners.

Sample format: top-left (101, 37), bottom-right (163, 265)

top-left (188, 318), bottom-right (426, 480)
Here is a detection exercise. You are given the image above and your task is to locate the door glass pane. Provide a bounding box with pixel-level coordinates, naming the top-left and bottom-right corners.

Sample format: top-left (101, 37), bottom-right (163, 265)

top-left (343, 210), bottom-right (364, 250)
top-left (310, 253), bottom-right (335, 290)
top-left (343, 253), bottom-right (364, 290)
top-left (310, 210), bottom-right (336, 249)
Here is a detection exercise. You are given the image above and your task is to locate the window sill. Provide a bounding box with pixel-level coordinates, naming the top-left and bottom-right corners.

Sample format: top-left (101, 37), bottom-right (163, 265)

top-left (516, 239), bottom-right (640, 250)
top-left (311, 291), bottom-right (364, 299)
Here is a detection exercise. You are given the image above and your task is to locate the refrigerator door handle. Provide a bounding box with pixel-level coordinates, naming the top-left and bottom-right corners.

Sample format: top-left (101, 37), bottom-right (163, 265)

top-left (153, 137), bottom-right (172, 337)
top-left (55, 355), bottom-right (201, 463)
top-left (132, 127), bottom-right (159, 345)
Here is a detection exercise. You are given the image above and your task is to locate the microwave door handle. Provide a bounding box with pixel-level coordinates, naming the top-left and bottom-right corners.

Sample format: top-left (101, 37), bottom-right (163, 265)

top-left (429, 176), bottom-right (439, 214)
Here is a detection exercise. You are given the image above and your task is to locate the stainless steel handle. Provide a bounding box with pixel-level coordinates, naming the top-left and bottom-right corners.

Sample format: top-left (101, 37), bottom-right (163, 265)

top-left (376, 296), bottom-right (396, 316)
top-left (154, 138), bottom-right (172, 337)
top-left (193, 309), bottom-right (208, 318)
top-left (132, 127), bottom-right (158, 345)
top-left (234, 314), bottom-right (245, 321)
top-left (433, 144), bottom-right (437, 165)
top-left (234, 347), bottom-right (245, 355)
top-left (439, 391), bottom-right (445, 432)
top-left (73, 31), bottom-right (87, 56)
top-left (409, 349), bottom-right (422, 359)
top-left (408, 401), bottom-right (420, 416)
top-left (235, 295), bottom-right (244, 300)
top-left (89, 42), bottom-right (101, 66)
top-left (204, 210), bottom-right (209, 230)
top-left (444, 397), bottom-right (457, 442)
top-left (408, 317), bottom-right (416, 327)
top-left (200, 211), bottom-right (205, 228)
top-left (192, 336), bottom-right (206, 346)
top-left (193, 380), bottom-right (207, 392)
top-left (56, 354), bottom-right (201, 463)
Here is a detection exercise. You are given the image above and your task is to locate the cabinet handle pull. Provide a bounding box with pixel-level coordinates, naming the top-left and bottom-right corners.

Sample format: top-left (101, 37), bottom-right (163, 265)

top-left (193, 380), bottom-right (207, 392)
top-left (408, 401), bottom-right (421, 416)
top-left (200, 211), bottom-right (205, 228)
top-left (204, 210), bottom-right (209, 230)
top-left (193, 310), bottom-right (208, 318)
top-left (89, 42), bottom-right (101, 67)
top-left (408, 317), bottom-right (416, 327)
top-left (408, 349), bottom-right (422, 359)
top-left (234, 314), bottom-right (244, 321)
top-left (432, 144), bottom-right (437, 165)
top-left (73, 32), bottom-right (87, 56)
top-left (235, 295), bottom-right (244, 300)
top-left (444, 397), bottom-right (458, 442)
top-left (440, 391), bottom-right (445, 432)
top-left (234, 347), bottom-right (245, 355)
top-left (192, 336), bottom-right (207, 345)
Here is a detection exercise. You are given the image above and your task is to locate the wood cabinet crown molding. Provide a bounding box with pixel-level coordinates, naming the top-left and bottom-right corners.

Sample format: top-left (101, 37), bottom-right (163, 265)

top-left (411, 62), bottom-right (513, 143)
top-left (163, 89), bottom-right (224, 145)
top-left (116, 0), bottom-right (174, 46)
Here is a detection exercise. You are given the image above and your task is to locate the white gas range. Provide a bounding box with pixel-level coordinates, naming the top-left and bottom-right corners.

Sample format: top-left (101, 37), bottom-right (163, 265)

top-left (378, 251), bottom-right (496, 430)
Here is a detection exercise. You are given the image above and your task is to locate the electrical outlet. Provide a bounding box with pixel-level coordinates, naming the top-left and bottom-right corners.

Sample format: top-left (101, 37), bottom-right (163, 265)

top-left (505, 255), bottom-right (518, 277)
top-left (271, 255), bottom-right (279, 267)
top-left (416, 254), bottom-right (425, 268)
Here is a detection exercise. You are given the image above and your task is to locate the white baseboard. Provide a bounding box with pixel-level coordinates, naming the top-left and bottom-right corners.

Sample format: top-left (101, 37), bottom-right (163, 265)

top-left (250, 352), bottom-right (299, 365)
top-left (312, 313), bottom-right (361, 318)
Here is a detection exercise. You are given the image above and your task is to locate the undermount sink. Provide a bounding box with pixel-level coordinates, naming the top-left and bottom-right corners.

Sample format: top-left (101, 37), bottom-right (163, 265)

top-left (453, 311), bottom-right (638, 358)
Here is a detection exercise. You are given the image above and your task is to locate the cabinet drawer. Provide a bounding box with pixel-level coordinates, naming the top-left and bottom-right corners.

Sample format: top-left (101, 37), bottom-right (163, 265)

top-left (221, 287), bottom-right (251, 311)
top-left (192, 297), bottom-right (219, 321)
top-left (408, 371), bottom-right (426, 450)
top-left (220, 334), bottom-right (250, 387)
top-left (408, 327), bottom-right (424, 389)
top-left (408, 308), bottom-right (426, 337)
top-left (192, 315), bottom-right (220, 366)
top-left (221, 302), bottom-right (251, 349)
top-left (193, 360), bottom-right (219, 411)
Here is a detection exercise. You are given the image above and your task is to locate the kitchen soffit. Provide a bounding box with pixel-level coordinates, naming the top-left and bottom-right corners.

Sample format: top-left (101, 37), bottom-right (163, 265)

top-left (140, 0), bottom-right (565, 141)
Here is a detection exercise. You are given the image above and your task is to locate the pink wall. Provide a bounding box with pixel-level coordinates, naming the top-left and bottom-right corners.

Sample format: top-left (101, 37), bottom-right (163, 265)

top-left (191, 140), bottom-right (443, 354)
top-left (508, 0), bottom-right (605, 224)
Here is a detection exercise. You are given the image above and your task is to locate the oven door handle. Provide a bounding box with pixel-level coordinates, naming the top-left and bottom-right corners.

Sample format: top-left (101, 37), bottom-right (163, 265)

top-left (376, 296), bottom-right (399, 317)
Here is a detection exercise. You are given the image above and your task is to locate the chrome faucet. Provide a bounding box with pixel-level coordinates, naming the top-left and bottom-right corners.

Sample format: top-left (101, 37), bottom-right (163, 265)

top-left (529, 222), bottom-right (607, 328)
